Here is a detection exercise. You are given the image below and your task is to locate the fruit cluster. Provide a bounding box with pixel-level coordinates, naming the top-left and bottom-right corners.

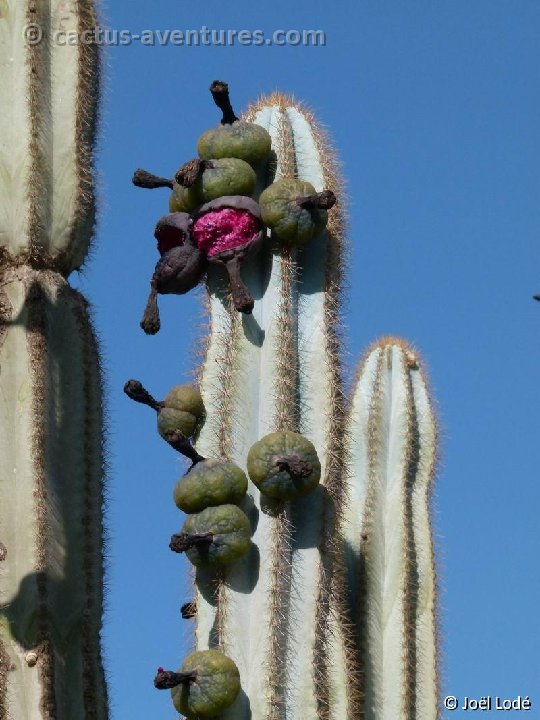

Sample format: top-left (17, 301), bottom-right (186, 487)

top-left (133, 81), bottom-right (337, 333)
top-left (124, 378), bottom-right (321, 717)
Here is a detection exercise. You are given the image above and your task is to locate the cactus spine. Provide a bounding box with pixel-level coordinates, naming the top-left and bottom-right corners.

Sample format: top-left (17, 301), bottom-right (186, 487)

top-left (0, 3), bottom-right (107, 718)
top-left (189, 95), bottom-right (439, 719)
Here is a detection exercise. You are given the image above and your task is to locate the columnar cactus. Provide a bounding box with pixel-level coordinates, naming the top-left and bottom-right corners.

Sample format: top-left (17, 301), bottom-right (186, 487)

top-left (191, 94), bottom-right (354, 720)
top-left (130, 83), bottom-right (440, 718)
top-left (0, 3), bottom-right (108, 718)
top-left (343, 338), bottom-right (439, 720)
top-left (178, 91), bottom-right (440, 719)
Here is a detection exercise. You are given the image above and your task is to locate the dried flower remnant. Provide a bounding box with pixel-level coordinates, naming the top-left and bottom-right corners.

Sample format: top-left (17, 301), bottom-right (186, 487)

top-left (181, 601), bottom-right (197, 619)
top-left (132, 168), bottom-right (174, 191)
top-left (197, 81), bottom-right (272, 166)
top-left (154, 667), bottom-right (197, 690)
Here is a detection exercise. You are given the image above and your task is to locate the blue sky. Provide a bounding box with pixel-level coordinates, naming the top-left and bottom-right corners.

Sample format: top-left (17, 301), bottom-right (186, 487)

top-left (75, 1), bottom-right (540, 716)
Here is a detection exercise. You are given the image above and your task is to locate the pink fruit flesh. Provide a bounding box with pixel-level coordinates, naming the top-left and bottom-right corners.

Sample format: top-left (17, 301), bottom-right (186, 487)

top-left (193, 209), bottom-right (260, 257)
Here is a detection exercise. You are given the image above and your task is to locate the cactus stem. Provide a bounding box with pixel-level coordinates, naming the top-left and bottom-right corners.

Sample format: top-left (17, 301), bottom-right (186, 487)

top-left (343, 339), bottom-right (439, 719)
top-left (1, 0), bottom-right (107, 711)
top-left (132, 169), bottom-right (173, 190)
top-left (274, 454), bottom-right (313, 479)
top-left (170, 532), bottom-right (214, 554)
top-left (296, 190), bottom-right (336, 210)
top-left (175, 159), bottom-right (214, 187)
top-left (154, 668), bottom-right (198, 689)
top-left (123, 380), bottom-right (163, 412)
top-left (209, 80), bottom-right (239, 125)
top-left (140, 282), bottom-right (161, 335)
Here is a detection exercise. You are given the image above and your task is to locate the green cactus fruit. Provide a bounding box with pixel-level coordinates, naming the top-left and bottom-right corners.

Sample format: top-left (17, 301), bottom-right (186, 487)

top-left (170, 504), bottom-right (251, 567)
top-left (170, 649), bottom-right (241, 718)
top-left (259, 178), bottom-right (336, 247)
top-left (197, 81), bottom-right (272, 166)
top-left (247, 430), bottom-right (322, 499)
top-left (166, 384), bottom-right (205, 416)
top-left (157, 408), bottom-right (198, 438)
top-left (169, 182), bottom-right (200, 213)
top-left (124, 380), bottom-right (205, 468)
top-left (173, 459), bottom-right (248, 513)
top-left (198, 123), bottom-right (272, 166)
top-left (171, 157), bottom-right (257, 213)
top-left (157, 385), bottom-right (205, 440)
